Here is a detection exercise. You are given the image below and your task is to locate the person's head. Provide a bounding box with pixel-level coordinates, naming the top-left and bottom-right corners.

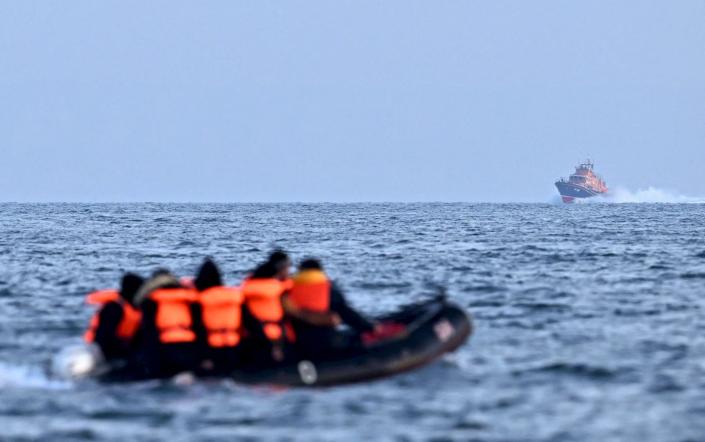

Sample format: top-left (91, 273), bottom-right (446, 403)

top-left (268, 249), bottom-right (291, 281)
top-left (299, 258), bottom-right (323, 271)
top-left (120, 273), bottom-right (144, 306)
top-left (194, 258), bottom-right (222, 291)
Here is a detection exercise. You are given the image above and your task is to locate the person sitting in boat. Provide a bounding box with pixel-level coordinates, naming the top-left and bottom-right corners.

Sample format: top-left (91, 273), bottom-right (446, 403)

top-left (240, 250), bottom-right (296, 364)
top-left (283, 258), bottom-right (376, 357)
top-left (191, 258), bottom-right (244, 374)
top-left (132, 268), bottom-right (201, 378)
top-left (240, 251), bottom-right (345, 362)
top-left (84, 273), bottom-right (144, 362)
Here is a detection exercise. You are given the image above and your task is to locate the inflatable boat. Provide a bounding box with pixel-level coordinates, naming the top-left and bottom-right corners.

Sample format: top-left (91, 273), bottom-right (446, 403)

top-left (230, 296), bottom-right (471, 386)
top-left (80, 296), bottom-right (471, 387)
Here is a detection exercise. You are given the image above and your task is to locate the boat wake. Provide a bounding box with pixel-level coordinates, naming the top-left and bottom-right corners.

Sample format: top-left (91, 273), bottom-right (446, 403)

top-left (550, 186), bottom-right (705, 204)
top-left (592, 186), bottom-right (705, 204)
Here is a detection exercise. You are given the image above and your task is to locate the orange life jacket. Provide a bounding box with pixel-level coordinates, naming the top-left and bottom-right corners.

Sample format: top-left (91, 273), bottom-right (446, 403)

top-left (84, 290), bottom-right (142, 343)
top-left (149, 288), bottom-right (198, 344)
top-left (198, 286), bottom-right (244, 348)
top-left (242, 278), bottom-right (292, 341)
top-left (289, 269), bottom-right (332, 313)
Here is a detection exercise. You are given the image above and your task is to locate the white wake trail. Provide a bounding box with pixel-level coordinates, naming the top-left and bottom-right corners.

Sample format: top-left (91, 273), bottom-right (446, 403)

top-left (593, 186), bottom-right (705, 203)
top-left (548, 186), bottom-right (705, 204)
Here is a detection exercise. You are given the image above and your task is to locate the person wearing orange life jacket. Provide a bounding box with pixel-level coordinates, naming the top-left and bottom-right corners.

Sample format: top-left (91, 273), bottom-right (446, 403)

top-left (283, 259), bottom-right (376, 358)
top-left (191, 258), bottom-right (245, 374)
top-left (240, 250), bottom-right (296, 364)
top-left (133, 269), bottom-right (201, 378)
top-left (84, 273), bottom-right (145, 362)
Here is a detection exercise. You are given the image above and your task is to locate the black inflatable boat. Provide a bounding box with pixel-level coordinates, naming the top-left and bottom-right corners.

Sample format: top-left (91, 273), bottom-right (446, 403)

top-left (230, 297), bottom-right (472, 387)
top-left (89, 297), bottom-right (471, 387)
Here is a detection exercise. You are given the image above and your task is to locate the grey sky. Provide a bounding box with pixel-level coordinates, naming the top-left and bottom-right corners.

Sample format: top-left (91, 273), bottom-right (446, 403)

top-left (1, 1), bottom-right (703, 202)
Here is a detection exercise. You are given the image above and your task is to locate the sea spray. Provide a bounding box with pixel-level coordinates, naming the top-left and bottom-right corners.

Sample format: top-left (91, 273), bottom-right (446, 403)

top-left (593, 186), bottom-right (705, 204)
top-left (52, 344), bottom-right (107, 379)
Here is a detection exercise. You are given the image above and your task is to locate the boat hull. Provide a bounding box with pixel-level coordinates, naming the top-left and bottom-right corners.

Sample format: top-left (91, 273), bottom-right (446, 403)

top-left (555, 181), bottom-right (604, 203)
top-left (230, 298), bottom-right (472, 387)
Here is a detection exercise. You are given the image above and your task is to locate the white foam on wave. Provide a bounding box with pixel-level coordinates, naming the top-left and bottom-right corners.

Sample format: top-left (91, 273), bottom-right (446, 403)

top-left (0, 361), bottom-right (70, 390)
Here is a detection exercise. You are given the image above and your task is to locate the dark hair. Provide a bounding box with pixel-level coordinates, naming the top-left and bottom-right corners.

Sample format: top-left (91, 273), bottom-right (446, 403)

top-left (194, 258), bottom-right (222, 291)
top-left (251, 262), bottom-right (276, 278)
top-left (120, 273), bottom-right (144, 305)
top-left (268, 249), bottom-right (290, 272)
top-left (252, 249), bottom-right (290, 278)
top-left (268, 249), bottom-right (289, 264)
top-left (299, 258), bottom-right (323, 271)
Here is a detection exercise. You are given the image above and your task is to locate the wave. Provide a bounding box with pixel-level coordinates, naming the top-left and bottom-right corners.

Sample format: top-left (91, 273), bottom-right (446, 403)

top-left (515, 362), bottom-right (624, 379)
top-left (0, 362), bottom-right (70, 390)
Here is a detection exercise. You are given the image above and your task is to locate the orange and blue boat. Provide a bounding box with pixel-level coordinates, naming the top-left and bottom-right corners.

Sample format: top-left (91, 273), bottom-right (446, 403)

top-left (555, 160), bottom-right (608, 203)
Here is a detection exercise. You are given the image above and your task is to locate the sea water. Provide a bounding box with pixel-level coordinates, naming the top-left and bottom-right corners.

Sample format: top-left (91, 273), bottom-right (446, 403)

top-left (0, 203), bottom-right (704, 441)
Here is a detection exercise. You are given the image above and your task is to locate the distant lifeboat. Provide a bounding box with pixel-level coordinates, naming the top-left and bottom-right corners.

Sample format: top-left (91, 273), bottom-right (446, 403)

top-left (555, 160), bottom-right (608, 203)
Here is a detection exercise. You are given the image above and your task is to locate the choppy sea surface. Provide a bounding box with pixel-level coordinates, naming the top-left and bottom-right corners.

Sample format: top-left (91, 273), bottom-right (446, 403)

top-left (1, 203), bottom-right (704, 442)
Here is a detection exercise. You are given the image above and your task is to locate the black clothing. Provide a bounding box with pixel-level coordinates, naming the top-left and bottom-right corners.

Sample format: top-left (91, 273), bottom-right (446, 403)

top-left (94, 301), bottom-right (135, 361)
top-left (241, 302), bottom-right (268, 344)
top-left (202, 347), bottom-right (241, 375)
top-left (192, 260), bottom-right (241, 374)
top-left (238, 303), bottom-right (291, 367)
top-left (133, 298), bottom-right (200, 378)
top-left (329, 283), bottom-right (375, 333)
top-left (239, 264), bottom-right (291, 366)
top-left (290, 282), bottom-right (374, 358)
top-left (93, 272), bottom-right (144, 361)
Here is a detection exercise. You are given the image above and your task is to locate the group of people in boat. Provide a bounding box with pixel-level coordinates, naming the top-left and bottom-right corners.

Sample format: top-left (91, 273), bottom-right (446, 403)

top-left (84, 250), bottom-right (389, 378)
